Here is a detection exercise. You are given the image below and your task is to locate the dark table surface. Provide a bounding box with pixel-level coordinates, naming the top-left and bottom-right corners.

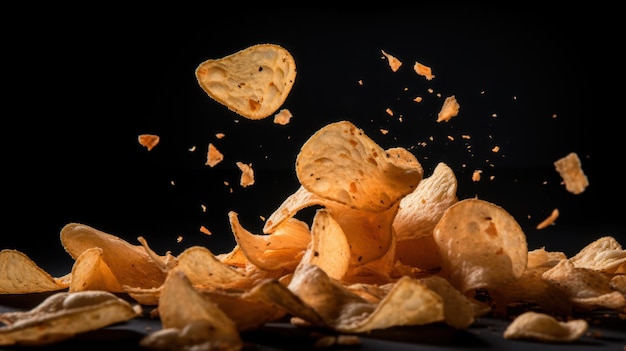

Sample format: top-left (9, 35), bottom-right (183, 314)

top-left (2, 7), bottom-right (624, 351)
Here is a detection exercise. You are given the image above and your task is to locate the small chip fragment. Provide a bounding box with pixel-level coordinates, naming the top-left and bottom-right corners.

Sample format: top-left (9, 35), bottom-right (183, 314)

top-left (536, 208), bottom-right (559, 230)
top-left (236, 161), bottom-right (255, 187)
top-left (414, 62), bottom-right (435, 80)
top-left (206, 143), bottom-right (224, 167)
top-left (138, 134), bottom-right (160, 151)
top-left (381, 50), bottom-right (402, 72)
top-left (274, 108), bottom-right (293, 125)
top-left (437, 96), bottom-right (460, 122)
top-left (554, 152), bottom-right (589, 194)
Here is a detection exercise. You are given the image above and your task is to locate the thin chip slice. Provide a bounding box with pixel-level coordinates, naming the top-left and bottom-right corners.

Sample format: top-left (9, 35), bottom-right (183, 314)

top-left (554, 152), bottom-right (589, 194)
top-left (436, 96), bottom-right (460, 122)
top-left (195, 43), bottom-right (297, 120)
top-left (433, 198), bottom-right (528, 294)
top-left (0, 291), bottom-right (140, 346)
top-left (503, 311), bottom-right (588, 342)
top-left (536, 208), bottom-right (559, 230)
top-left (0, 250), bottom-right (68, 294)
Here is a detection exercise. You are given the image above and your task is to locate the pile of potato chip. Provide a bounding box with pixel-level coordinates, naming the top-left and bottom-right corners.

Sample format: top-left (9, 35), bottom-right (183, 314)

top-left (2, 44), bottom-right (625, 350)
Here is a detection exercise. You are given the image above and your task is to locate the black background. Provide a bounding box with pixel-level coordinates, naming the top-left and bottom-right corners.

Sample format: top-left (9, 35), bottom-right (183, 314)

top-left (3, 8), bottom-right (622, 279)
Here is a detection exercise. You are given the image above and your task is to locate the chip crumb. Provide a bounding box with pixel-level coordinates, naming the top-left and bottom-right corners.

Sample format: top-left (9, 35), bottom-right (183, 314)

top-left (414, 61), bottom-right (435, 80)
top-left (138, 134), bottom-right (160, 151)
top-left (437, 96), bottom-right (460, 122)
top-left (236, 161), bottom-right (255, 187)
top-left (472, 170), bottom-right (482, 182)
top-left (554, 152), bottom-right (589, 194)
top-left (413, 96), bottom-right (423, 103)
top-left (273, 108), bottom-right (293, 125)
top-left (385, 108), bottom-right (394, 116)
top-left (199, 226), bottom-right (212, 235)
top-left (206, 143), bottom-right (224, 167)
top-left (215, 132), bottom-right (225, 139)
top-left (188, 145), bottom-right (196, 152)
top-left (357, 79), bottom-right (363, 86)
top-left (380, 129), bottom-right (389, 135)
top-left (492, 146), bottom-right (500, 153)
top-left (536, 208), bottom-right (559, 230)
top-left (201, 204), bottom-right (207, 212)
top-left (176, 235), bottom-right (183, 243)
top-left (381, 50), bottom-right (402, 72)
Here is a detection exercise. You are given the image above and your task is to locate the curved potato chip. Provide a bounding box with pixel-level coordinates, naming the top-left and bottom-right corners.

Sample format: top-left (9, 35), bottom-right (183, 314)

top-left (0, 249), bottom-right (67, 294)
top-left (60, 223), bottom-right (167, 289)
top-left (69, 247), bottom-right (123, 292)
top-left (394, 162), bottom-right (458, 241)
top-left (229, 212), bottom-right (310, 271)
top-left (298, 209), bottom-right (351, 281)
top-left (433, 198), bottom-right (528, 294)
top-left (173, 246), bottom-right (248, 289)
top-left (195, 43), bottom-right (297, 120)
top-left (263, 185), bottom-right (324, 234)
top-left (503, 311), bottom-right (588, 342)
top-left (295, 120), bottom-right (423, 212)
top-left (0, 291), bottom-right (140, 346)
top-left (569, 236), bottom-right (626, 273)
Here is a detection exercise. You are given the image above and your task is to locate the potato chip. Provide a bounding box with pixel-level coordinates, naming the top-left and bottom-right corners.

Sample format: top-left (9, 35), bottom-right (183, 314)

top-left (173, 245), bottom-right (248, 289)
top-left (503, 311), bottom-right (588, 342)
top-left (436, 95), bottom-right (460, 122)
top-left (138, 134), bottom-right (160, 151)
top-left (195, 43), bottom-right (297, 120)
top-left (433, 198), bottom-right (528, 294)
top-left (60, 223), bottom-right (168, 290)
top-left (536, 208), bottom-right (559, 230)
top-left (0, 291), bottom-right (140, 346)
top-left (554, 152), bottom-right (589, 194)
top-left (140, 270), bottom-right (242, 350)
top-left (393, 162), bottom-right (458, 241)
top-left (68, 247), bottom-right (123, 292)
top-left (205, 143), bottom-right (224, 167)
top-left (236, 161), bottom-right (255, 187)
top-left (0, 249), bottom-right (68, 294)
top-left (569, 236), bottom-right (626, 273)
top-left (381, 50), bottom-right (402, 72)
top-left (295, 120), bottom-right (423, 212)
top-left (413, 61), bottom-right (435, 80)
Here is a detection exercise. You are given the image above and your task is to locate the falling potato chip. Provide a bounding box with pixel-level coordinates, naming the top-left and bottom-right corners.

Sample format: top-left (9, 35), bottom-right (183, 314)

top-left (195, 43), bottom-right (297, 120)
top-left (0, 290), bottom-right (140, 346)
top-left (273, 108), bottom-right (293, 125)
top-left (138, 134), bottom-right (160, 151)
top-left (206, 143), bottom-right (224, 167)
top-left (436, 95), bottom-right (460, 122)
top-left (554, 152), bottom-right (589, 194)
top-left (503, 311), bottom-right (588, 342)
top-left (433, 198), bottom-right (528, 294)
top-left (381, 50), bottom-right (402, 72)
top-left (0, 249), bottom-right (68, 294)
top-left (413, 61), bottom-right (435, 80)
top-left (295, 120), bottom-right (423, 212)
top-left (536, 208), bottom-right (559, 230)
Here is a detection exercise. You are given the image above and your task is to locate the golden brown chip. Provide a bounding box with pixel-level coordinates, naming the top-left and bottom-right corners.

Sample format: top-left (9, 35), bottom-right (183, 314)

top-left (381, 50), bottom-right (402, 72)
top-left (138, 134), bottom-right (160, 151)
top-left (433, 198), bottom-right (528, 294)
top-left (236, 161), bottom-right (255, 187)
top-left (393, 162), bottom-right (458, 241)
top-left (140, 270), bottom-right (242, 350)
top-left (503, 311), bottom-right (588, 342)
top-left (60, 223), bottom-right (168, 290)
top-left (413, 61), bottom-right (435, 80)
top-left (0, 249), bottom-right (68, 294)
top-left (205, 143), bottom-right (224, 167)
top-left (195, 43), bottom-right (297, 120)
top-left (569, 236), bottom-right (626, 273)
top-left (436, 95), bottom-right (460, 122)
top-left (554, 152), bottom-right (589, 194)
top-left (536, 208), bottom-right (559, 230)
top-left (68, 247), bottom-right (123, 292)
top-left (173, 245), bottom-right (248, 289)
top-left (0, 291), bottom-right (140, 346)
